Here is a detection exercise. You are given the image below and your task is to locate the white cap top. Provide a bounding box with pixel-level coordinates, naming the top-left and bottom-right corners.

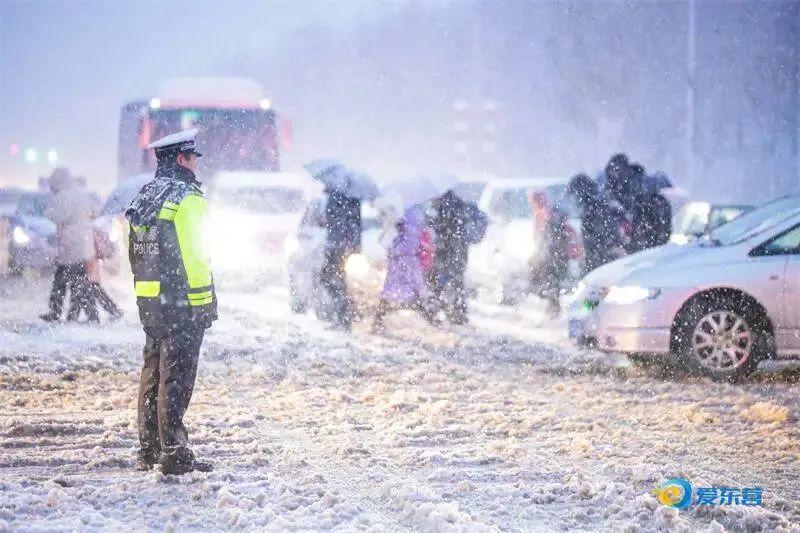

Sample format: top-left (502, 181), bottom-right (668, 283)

top-left (147, 128), bottom-right (199, 150)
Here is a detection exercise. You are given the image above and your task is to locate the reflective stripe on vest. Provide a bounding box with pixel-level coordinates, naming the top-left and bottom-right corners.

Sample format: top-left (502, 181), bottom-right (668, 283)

top-left (157, 205), bottom-right (178, 221)
top-left (135, 280), bottom-right (161, 298)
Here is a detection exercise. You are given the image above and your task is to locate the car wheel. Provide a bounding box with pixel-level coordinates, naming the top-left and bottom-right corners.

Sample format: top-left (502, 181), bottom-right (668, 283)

top-left (8, 258), bottom-right (22, 276)
top-left (288, 278), bottom-right (307, 314)
top-left (496, 283), bottom-right (517, 306)
top-left (290, 296), bottom-right (307, 314)
top-left (674, 297), bottom-right (767, 381)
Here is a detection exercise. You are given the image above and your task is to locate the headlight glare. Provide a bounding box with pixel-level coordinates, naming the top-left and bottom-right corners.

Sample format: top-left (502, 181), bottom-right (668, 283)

top-left (284, 235), bottom-right (300, 257)
top-left (12, 226), bottom-right (30, 245)
top-left (604, 285), bottom-right (661, 305)
top-left (345, 253), bottom-right (370, 279)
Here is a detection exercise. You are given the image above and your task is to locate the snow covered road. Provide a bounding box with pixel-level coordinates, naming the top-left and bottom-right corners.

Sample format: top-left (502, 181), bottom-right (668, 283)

top-left (1, 273), bottom-right (799, 531)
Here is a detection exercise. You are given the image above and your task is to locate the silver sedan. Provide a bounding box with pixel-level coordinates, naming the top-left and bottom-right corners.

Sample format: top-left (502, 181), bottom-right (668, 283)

top-left (569, 194), bottom-right (800, 380)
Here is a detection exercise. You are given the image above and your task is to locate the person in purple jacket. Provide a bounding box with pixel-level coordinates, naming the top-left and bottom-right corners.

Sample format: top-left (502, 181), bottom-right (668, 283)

top-left (372, 205), bottom-right (436, 332)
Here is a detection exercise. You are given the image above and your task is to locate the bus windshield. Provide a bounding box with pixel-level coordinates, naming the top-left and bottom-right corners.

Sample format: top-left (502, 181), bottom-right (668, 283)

top-left (146, 108), bottom-right (277, 173)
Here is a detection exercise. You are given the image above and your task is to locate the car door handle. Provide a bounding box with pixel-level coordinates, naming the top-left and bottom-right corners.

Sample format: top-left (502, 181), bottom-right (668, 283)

top-left (769, 274), bottom-right (780, 280)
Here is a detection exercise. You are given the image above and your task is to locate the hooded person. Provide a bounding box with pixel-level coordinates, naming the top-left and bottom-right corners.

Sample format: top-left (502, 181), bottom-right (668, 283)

top-left (319, 176), bottom-right (362, 331)
top-left (65, 181), bottom-right (122, 322)
top-left (125, 128), bottom-right (217, 475)
top-left (429, 190), bottom-right (486, 325)
top-left (527, 191), bottom-right (569, 317)
top-left (567, 173), bottom-right (625, 273)
top-left (625, 163), bottom-right (672, 253)
top-left (604, 153), bottom-right (637, 212)
top-left (40, 167), bottom-right (98, 322)
top-left (372, 205), bottom-right (435, 332)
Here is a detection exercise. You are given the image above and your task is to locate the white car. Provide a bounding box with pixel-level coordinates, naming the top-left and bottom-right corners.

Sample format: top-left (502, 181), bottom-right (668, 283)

top-left (468, 177), bottom-right (580, 304)
top-left (206, 171), bottom-right (321, 274)
top-left (569, 194), bottom-right (800, 380)
top-left (6, 191), bottom-right (56, 274)
top-left (285, 197), bottom-right (385, 317)
top-left (670, 201), bottom-right (754, 245)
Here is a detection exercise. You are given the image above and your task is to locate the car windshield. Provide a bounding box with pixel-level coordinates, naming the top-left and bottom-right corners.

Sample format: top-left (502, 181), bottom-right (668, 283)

top-left (707, 195), bottom-right (800, 246)
top-left (542, 184), bottom-right (579, 218)
top-left (212, 187), bottom-right (306, 214)
top-left (452, 182), bottom-right (486, 204)
top-left (674, 202), bottom-right (710, 236)
top-left (489, 188), bottom-right (531, 219)
top-left (16, 194), bottom-right (50, 217)
top-left (0, 189), bottom-right (24, 206)
top-left (707, 206), bottom-right (752, 231)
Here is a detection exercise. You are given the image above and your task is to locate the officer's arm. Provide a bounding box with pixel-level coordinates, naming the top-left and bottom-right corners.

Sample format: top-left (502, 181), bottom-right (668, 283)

top-left (173, 194), bottom-right (214, 305)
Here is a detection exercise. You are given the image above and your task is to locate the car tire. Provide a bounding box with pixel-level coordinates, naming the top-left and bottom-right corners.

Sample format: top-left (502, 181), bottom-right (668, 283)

top-left (8, 258), bottom-right (22, 276)
top-left (673, 296), bottom-right (768, 381)
top-left (290, 296), bottom-right (306, 314)
top-left (288, 278), bottom-right (307, 314)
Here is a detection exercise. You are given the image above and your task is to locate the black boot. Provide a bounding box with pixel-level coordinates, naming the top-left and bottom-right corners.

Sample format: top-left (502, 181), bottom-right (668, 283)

top-left (159, 447), bottom-right (213, 475)
top-left (136, 447), bottom-right (160, 471)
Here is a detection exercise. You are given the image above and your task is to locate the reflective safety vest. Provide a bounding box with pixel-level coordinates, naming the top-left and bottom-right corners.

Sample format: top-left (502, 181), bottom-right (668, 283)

top-left (128, 180), bottom-right (217, 328)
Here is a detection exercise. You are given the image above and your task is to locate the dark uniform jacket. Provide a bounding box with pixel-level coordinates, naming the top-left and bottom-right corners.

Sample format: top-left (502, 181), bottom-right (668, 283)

top-left (125, 165), bottom-right (217, 332)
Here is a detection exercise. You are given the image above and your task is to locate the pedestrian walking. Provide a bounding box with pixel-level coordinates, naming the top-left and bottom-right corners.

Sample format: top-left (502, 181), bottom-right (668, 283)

top-left (566, 173), bottom-right (625, 273)
top-left (429, 190), bottom-right (487, 324)
top-left (372, 205), bottom-right (435, 332)
top-left (319, 187), bottom-right (361, 331)
top-left (528, 192), bottom-right (570, 317)
top-left (39, 167), bottom-right (98, 323)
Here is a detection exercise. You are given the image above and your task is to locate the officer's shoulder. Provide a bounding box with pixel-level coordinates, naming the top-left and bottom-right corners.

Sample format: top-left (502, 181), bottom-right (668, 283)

top-left (166, 180), bottom-right (205, 204)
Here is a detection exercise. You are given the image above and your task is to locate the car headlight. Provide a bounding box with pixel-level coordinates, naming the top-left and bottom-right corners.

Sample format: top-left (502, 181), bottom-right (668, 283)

top-left (284, 234), bottom-right (300, 258)
top-left (573, 281), bottom-right (587, 298)
top-left (505, 226), bottom-right (536, 260)
top-left (345, 253), bottom-right (370, 279)
top-left (109, 219), bottom-right (123, 243)
top-left (12, 226), bottom-right (31, 245)
top-left (604, 285), bottom-right (661, 305)
top-left (670, 234), bottom-right (690, 245)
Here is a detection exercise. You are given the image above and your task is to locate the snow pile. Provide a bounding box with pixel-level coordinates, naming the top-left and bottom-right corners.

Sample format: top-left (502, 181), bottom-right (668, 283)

top-left (381, 483), bottom-right (497, 532)
top-left (739, 401), bottom-right (790, 424)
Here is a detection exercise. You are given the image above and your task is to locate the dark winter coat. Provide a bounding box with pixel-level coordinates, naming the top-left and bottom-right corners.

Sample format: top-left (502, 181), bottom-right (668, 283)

top-left (325, 190), bottom-right (361, 255)
top-left (627, 193), bottom-right (672, 253)
top-left (430, 191), bottom-right (486, 275)
top-left (578, 196), bottom-right (624, 273)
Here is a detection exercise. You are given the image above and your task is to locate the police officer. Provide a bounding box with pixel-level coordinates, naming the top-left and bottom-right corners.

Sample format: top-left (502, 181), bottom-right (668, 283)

top-left (125, 129), bottom-right (217, 475)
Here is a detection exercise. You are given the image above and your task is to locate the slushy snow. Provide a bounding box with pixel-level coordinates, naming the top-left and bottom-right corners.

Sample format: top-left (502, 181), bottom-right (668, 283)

top-left (0, 273), bottom-right (799, 531)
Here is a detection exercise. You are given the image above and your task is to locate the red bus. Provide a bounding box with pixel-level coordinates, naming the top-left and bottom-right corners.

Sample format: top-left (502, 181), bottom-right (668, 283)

top-left (118, 78), bottom-right (283, 179)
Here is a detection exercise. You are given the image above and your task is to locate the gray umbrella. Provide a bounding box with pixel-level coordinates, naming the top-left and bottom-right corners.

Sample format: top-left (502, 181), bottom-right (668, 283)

top-left (304, 160), bottom-right (378, 201)
top-left (101, 174), bottom-right (152, 216)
